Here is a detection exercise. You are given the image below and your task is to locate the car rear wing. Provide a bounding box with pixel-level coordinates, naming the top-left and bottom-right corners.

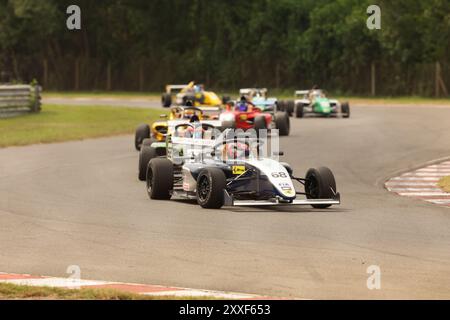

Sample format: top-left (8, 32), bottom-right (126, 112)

top-left (196, 106), bottom-right (222, 112)
top-left (166, 84), bottom-right (189, 94)
top-left (239, 88), bottom-right (268, 96)
top-left (295, 90), bottom-right (310, 97)
top-left (224, 190), bottom-right (341, 207)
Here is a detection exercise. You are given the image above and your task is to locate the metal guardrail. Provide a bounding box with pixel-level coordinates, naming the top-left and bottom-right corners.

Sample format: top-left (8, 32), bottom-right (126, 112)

top-left (0, 85), bottom-right (42, 113)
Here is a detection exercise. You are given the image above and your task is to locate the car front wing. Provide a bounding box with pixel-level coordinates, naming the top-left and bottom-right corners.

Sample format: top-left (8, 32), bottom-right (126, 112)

top-left (223, 190), bottom-right (341, 207)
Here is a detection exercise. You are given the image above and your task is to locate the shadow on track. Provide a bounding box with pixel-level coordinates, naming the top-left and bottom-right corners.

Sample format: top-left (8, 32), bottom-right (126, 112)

top-left (172, 199), bottom-right (348, 215)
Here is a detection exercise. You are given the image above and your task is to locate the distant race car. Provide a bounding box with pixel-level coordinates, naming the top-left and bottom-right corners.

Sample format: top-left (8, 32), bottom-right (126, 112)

top-left (293, 89), bottom-right (350, 118)
top-left (134, 105), bottom-right (222, 151)
top-left (144, 128), bottom-right (340, 209)
top-left (219, 98), bottom-right (290, 136)
top-left (161, 81), bottom-right (224, 108)
top-left (137, 107), bottom-right (223, 180)
top-left (239, 88), bottom-right (276, 109)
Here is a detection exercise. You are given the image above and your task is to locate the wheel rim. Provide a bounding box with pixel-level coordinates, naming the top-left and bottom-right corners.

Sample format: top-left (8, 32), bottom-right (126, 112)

top-left (306, 175), bottom-right (320, 199)
top-left (197, 175), bottom-right (211, 202)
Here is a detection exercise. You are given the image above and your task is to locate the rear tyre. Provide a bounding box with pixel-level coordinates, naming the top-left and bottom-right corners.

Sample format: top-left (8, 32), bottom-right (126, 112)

top-left (295, 103), bottom-right (304, 118)
top-left (196, 168), bottom-right (226, 209)
top-left (161, 93), bottom-right (172, 108)
top-left (135, 124), bottom-right (150, 151)
top-left (254, 115), bottom-right (267, 137)
top-left (254, 115), bottom-right (267, 131)
top-left (138, 142), bottom-right (158, 181)
top-left (146, 158), bottom-right (173, 200)
top-left (275, 111), bottom-right (290, 136)
top-left (277, 100), bottom-right (286, 112)
top-left (286, 100), bottom-right (295, 117)
top-left (341, 102), bottom-right (350, 118)
top-left (142, 138), bottom-right (156, 148)
top-left (305, 167), bottom-right (337, 209)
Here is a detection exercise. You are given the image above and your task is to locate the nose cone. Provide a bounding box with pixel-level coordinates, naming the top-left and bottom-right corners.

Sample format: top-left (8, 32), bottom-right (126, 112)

top-left (315, 99), bottom-right (331, 113)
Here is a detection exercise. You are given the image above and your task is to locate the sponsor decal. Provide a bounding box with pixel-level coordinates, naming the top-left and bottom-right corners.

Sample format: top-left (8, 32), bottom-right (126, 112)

top-left (232, 166), bottom-right (246, 175)
top-left (279, 183), bottom-right (294, 196)
top-left (284, 189), bottom-right (295, 196)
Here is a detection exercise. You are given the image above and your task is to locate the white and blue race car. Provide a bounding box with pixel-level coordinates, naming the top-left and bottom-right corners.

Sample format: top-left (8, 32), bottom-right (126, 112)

top-left (144, 127), bottom-right (340, 209)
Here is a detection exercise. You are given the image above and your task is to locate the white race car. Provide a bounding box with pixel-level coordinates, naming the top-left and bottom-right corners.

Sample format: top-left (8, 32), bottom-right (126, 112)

top-left (144, 128), bottom-right (341, 209)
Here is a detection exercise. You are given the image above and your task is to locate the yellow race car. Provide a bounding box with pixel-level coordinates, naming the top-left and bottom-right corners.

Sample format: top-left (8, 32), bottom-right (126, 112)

top-left (134, 106), bottom-right (222, 151)
top-left (161, 81), bottom-right (224, 108)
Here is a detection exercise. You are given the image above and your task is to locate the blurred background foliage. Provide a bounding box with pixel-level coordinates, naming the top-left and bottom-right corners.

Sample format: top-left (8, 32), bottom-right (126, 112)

top-left (0, 0), bottom-right (449, 95)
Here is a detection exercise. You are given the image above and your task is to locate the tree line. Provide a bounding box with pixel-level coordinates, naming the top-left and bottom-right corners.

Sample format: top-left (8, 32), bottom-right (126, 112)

top-left (0, 0), bottom-right (449, 96)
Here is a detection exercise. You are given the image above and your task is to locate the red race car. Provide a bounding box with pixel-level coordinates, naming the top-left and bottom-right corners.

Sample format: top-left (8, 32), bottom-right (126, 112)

top-left (219, 99), bottom-right (290, 136)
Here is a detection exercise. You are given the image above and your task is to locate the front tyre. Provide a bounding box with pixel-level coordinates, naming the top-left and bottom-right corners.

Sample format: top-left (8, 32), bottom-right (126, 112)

top-left (161, 93), bottom-right (172, 108)
top-left (341, 102), bottom-right (350, 118)
top-left (275, 111), bottom-right (290, 136)
top-left (138, 141), bottom-right (157, 181)
top-left (146, 158), bottom-right (173, 200)
top-left (295, 103), bottom-right (304, 118)
top-left (135, 124), bottom-right (150, 151)
top-left (286, 100), bottom-right (295, 117)
top-left (305, 167), bottom-right (337, 209)
top-left (196, 168), bottom-right (227, 209)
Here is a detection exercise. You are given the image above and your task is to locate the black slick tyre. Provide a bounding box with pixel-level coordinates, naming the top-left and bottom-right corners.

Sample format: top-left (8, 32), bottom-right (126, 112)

top-left (196, 168), bottom-right (227, 209)
top-left (146, 158), bottom-right (173, 200)
top-left (305, 167), bottom-right (337, 209)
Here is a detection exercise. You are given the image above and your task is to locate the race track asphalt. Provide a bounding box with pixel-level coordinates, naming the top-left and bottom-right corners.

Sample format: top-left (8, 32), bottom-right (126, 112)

top-left (1, 104), bottom-right (450, 299)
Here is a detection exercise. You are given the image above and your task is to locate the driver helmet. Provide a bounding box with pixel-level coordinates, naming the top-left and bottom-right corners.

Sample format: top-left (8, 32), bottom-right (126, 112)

top-left (190, 114), bottom-right (200, 123)
top-left (183, 126), bottom-right (195, 138)
top-left (236, 96), bottom-right (249, 112)
top-left (225, 142), bottom-right (250, 160)
top-left (183, 109), bottom-right (195, 119)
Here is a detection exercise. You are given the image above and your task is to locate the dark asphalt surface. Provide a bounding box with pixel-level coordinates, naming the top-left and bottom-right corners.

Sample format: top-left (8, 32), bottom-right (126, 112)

top-left (1, 104), bottom-right (450, 299)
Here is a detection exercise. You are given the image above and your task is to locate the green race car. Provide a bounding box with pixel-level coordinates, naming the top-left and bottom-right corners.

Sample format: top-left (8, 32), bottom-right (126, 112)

top-left (293, 89), bottom-right (350, 118)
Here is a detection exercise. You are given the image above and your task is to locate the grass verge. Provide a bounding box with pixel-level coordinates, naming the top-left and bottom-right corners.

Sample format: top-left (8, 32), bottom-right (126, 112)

top-left (44, 91), bottom-right (160, 100)
top-left (0, 282), bottom-right (211, 300)
top-left (0, 104), bottom-right (164, 148)
top-left (438, 176), bottom-right (450, 193)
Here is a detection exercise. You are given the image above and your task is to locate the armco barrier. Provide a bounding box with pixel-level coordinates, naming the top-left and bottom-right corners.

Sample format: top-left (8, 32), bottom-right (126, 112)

top-left (0, 84), bottom-right (42, 113)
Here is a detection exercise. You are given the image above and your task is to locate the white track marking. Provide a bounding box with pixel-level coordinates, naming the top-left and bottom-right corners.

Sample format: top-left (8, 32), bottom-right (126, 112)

top-left (416, 169), bottom-right (450, 173)
top-left (0, 278), bottom-right (109, 288)
top-left (385, 182), bottom-right (438, 186)
top-left (397, 192), bottom-right (450, 197)
top-left (402, 173), bottom-right (450, 177)
top-left (387, 188), bottom-right (441, 192)
top-left (424, 199), bottom-right (450, 204)
top-left (0, 273), bottom-right (267, 299)
top-left (142, 290), bottom-right (256, 299)
top-left (391, 177), bottom-right (440, 181)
